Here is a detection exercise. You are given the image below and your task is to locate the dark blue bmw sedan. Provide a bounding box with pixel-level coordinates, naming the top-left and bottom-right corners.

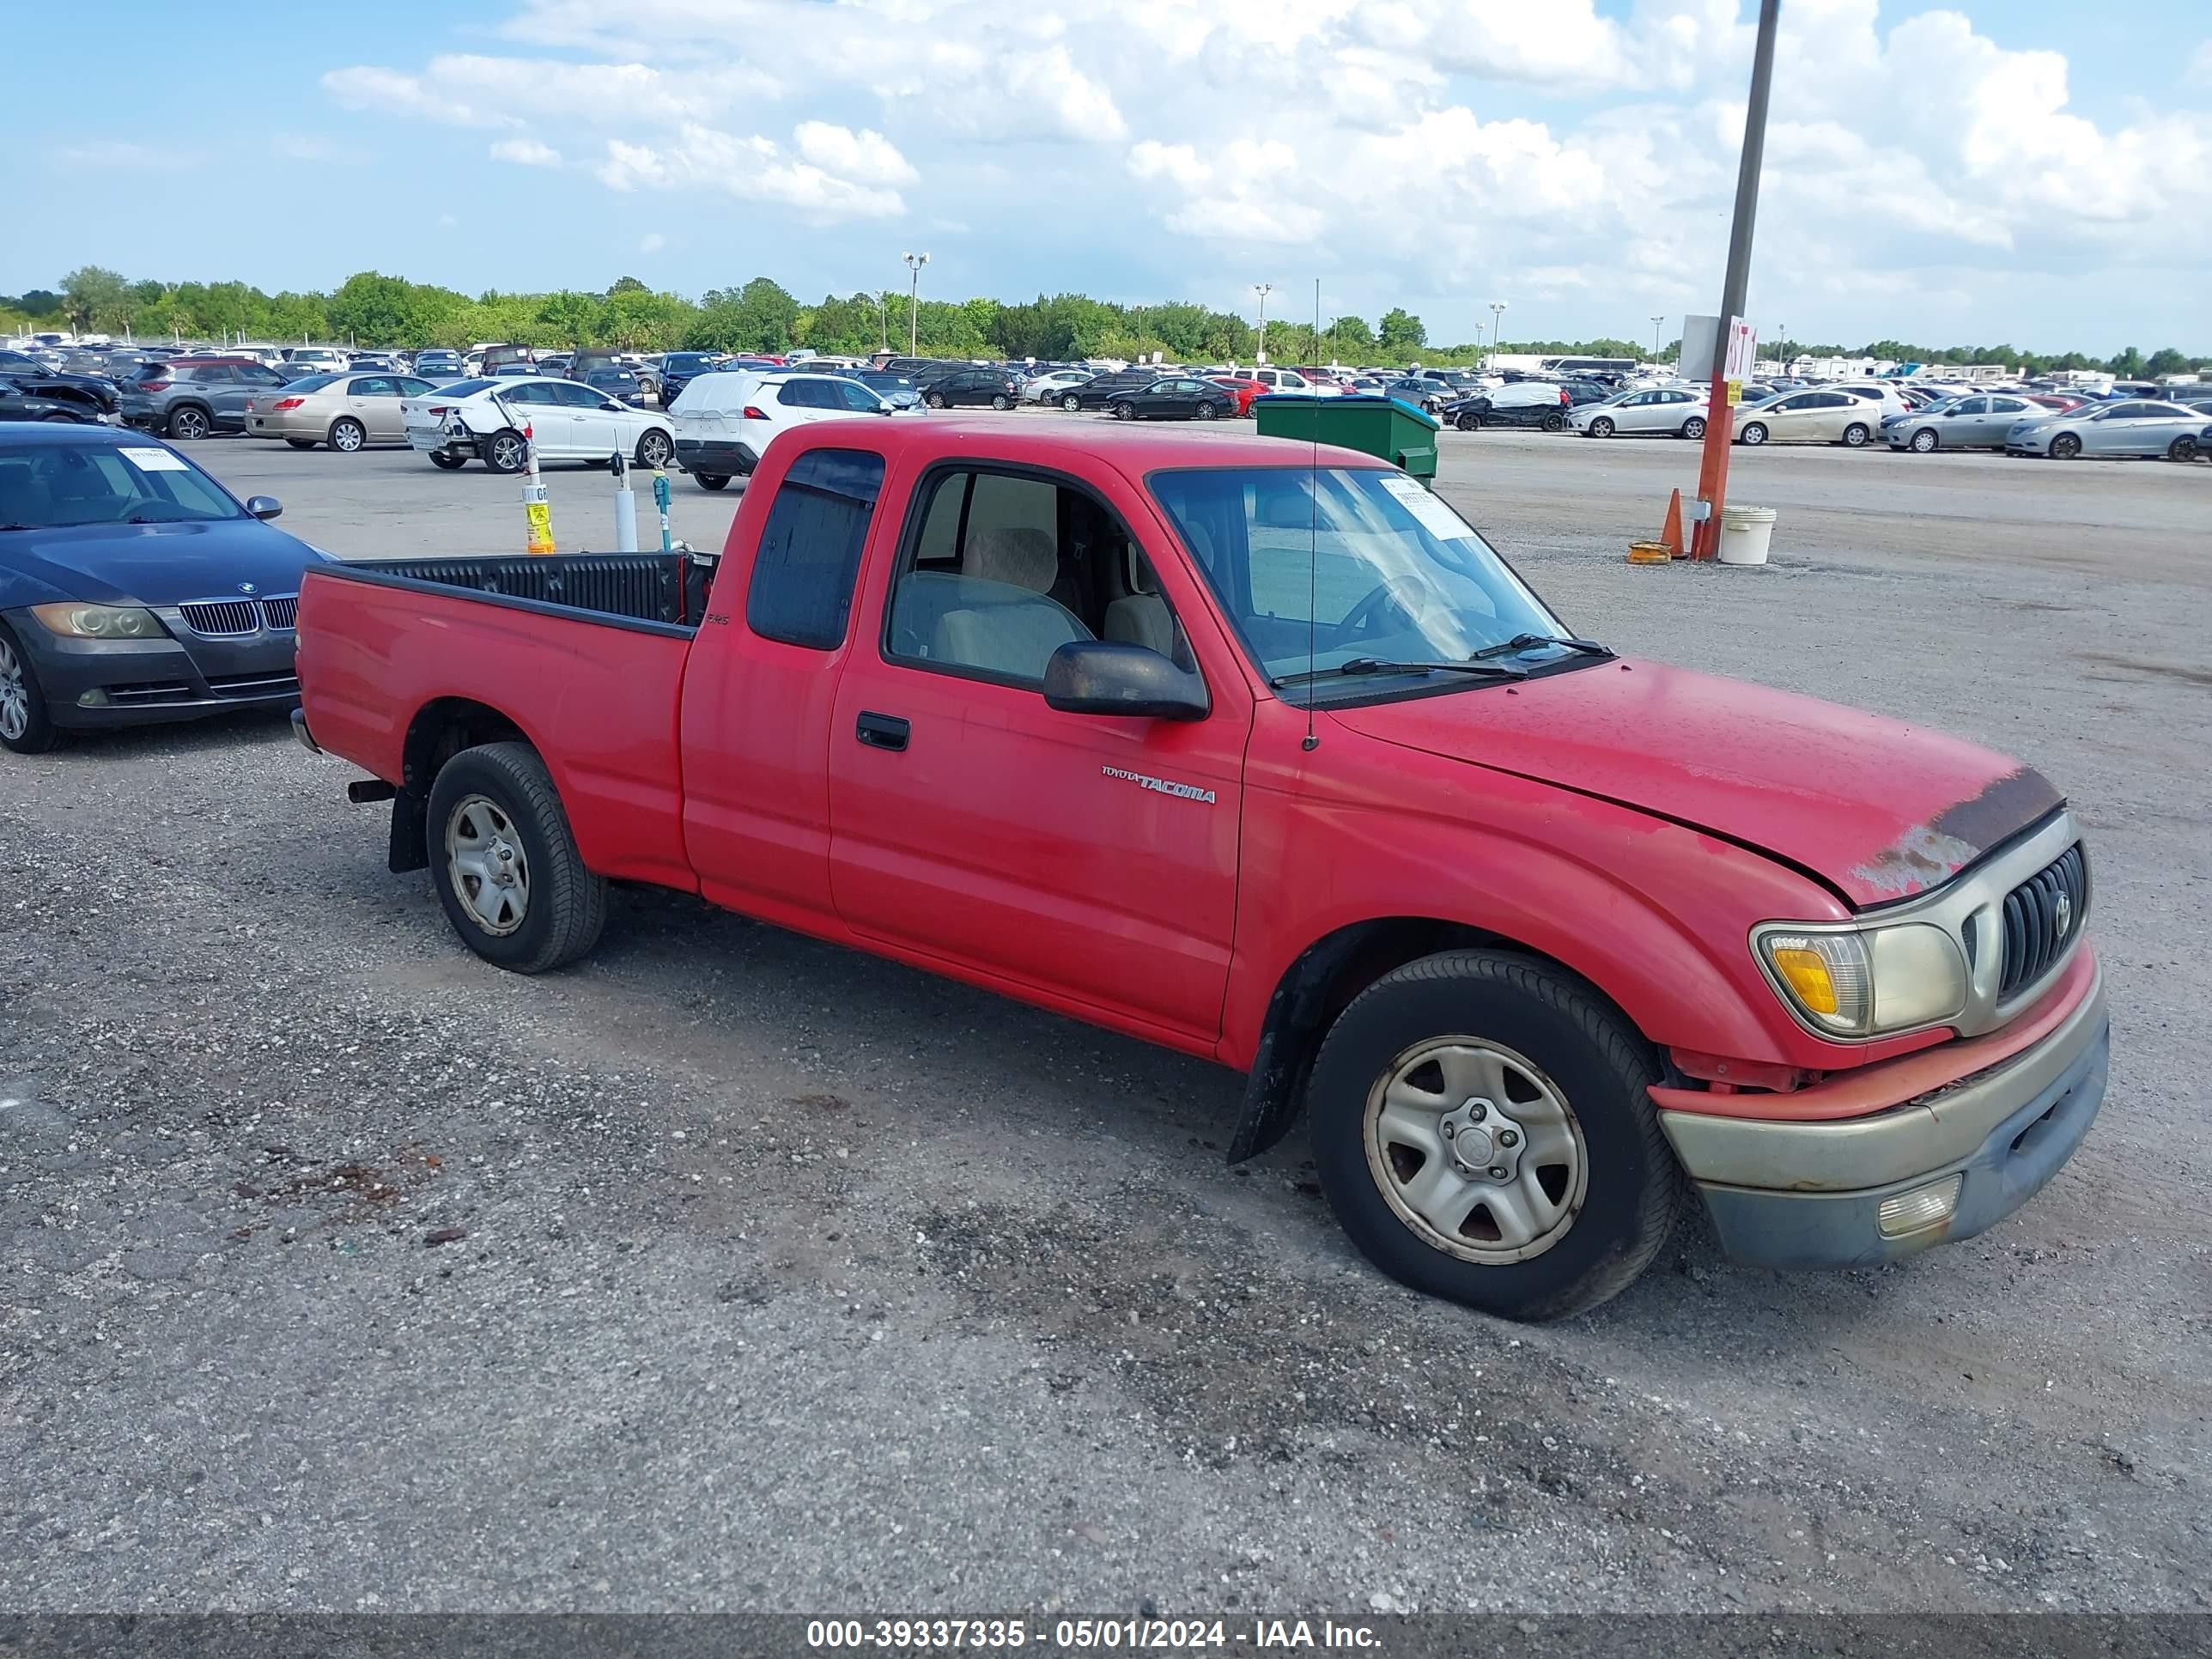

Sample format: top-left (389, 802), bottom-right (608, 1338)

top-left (0, 424), bottom-right (331, 754)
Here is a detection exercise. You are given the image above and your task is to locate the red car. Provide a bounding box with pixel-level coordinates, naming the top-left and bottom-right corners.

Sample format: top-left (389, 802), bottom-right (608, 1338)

top-left (295, 418), bottom-right (2106, 1322)
top-left (1206, 376), bottom-right (1265, 416)
top-left (2024, 393), bottom-right (2089, 413)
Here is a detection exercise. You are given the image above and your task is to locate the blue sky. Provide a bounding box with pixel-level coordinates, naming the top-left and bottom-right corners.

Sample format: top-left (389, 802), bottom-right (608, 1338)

top-left (9, 0), bottom-right (2210, 353)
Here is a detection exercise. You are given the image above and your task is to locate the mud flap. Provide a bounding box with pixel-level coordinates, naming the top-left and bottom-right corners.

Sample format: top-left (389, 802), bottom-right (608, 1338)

top-left (388, 791), bottom-right (429, 874)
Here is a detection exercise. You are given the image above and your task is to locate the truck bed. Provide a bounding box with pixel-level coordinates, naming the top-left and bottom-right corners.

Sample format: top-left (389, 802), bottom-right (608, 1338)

top-left (295, 556), bottom-right (707, 890)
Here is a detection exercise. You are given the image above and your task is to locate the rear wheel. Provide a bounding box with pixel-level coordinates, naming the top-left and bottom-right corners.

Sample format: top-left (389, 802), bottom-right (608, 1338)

top-left (636, 428), bottom-right (674, 469)
top-left (0, 622), bottom-right (61, 756)
top-left (1309, 951), bottom-right (1681, 1321)
top-left (1540, 412), bottom-right (1566, 432)
top-left (2050, 432), bottom-right (2081, 459)
top-left (989, 393), bottom-right (1012, 411)
top-left (428, 451), bottom-right (469, 471)
top-left (483, 428), bottom-right (528, 474)
top-left (1455, 411), bottom-right (1480, 432)
top-left (1910, 428), bottom-right (1939, 453)
top-left (1194, 402), bottom-right (1216, 421)
top-left (695, 472), bottom-right (731, 491)
top-left (328, 417), bottom-right (366, 453)
top-left (286, 438), bottom-right (319, 450)
top-left (166, 404), bottom-right (210, 441)
top-left (426, 743), bottom-right (606, 975)
top-left (1738, 422), bottom-right (1768, 446)
top-left (1841, 422), bottom-right (1871, 447)
top-left (1587, 416), bottom-right (1614, 438)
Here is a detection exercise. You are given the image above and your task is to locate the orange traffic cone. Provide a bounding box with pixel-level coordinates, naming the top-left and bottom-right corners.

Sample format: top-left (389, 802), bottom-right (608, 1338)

top-left (1659, 489), bottom-right (1685, 558)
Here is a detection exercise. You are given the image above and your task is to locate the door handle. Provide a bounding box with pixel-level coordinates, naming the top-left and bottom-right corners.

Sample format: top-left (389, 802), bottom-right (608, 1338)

top-left (855, 711), bottom-right (909, 752)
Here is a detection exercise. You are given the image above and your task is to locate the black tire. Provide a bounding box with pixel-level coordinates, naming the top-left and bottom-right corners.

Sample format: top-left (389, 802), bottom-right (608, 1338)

top-left (1455, 411), bottom-right (1480, 432)
top-left (695, 472), bottom-right (731, 491)
top-left (924, 391), bottom-right (946, 409)
top-left (166, 404), bottom-right (211, 441)
top-left (1194, 402), bottom-right (1216, 421)
top-left (1060, 393), bottom-right (1081, 412)
top-left (2167, 436), bottom-right (2197, 462)
top-left (1112, 402), bottom-right (1135, 421)
top-left (1308, 950), bottom-right (1682, 1321)
top-left (1841, 422), bottom-right (1870, 447)
top-left (42, 412), bottom-right (83, 423)
top-left (1680, 416), bottom-right (1706, 441)
top-left (635, 428), bottom-right (674, 469)
top-left (2050, 433), bottom-right (2081, 459)
top-left (428, 451), bottom-right (468, 471)
top-left (989, 393), bottom-right (1012, 411)
top-left (425, 742), bottom-right (607, 975)
top-left (328, 416), bottom-right (367, 453)
top-left (1738, 422), bottom-right (1768, 446)
top-left (483, 428), bottom-right (528, 474)
top-left (1588, 416), bottom-right (1614, 438)
top-left (0, 619), bottom-right (62, 756)
top-left (1540, 411), bottom-right (1566, 432)
top-left (286, 438), bottom-right (319, 450)
top-left (1910, 428), bottom-right (1939, 453)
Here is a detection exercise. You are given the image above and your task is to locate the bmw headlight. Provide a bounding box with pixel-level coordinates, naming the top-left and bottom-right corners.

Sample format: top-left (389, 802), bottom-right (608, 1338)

top-left (1753, 921), bottom-right (1968, 1038)
top-left (30, 602), bottom-right (167, 641)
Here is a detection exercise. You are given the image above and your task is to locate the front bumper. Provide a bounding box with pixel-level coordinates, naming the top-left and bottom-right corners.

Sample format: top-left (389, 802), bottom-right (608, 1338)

top-left (1663, 960), bottom-right (2107, 1270)
top-left (9, 608), bottom-right (301, 730)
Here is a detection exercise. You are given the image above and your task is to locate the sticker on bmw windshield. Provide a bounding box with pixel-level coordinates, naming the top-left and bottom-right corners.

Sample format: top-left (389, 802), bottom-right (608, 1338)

top-left (120, 447), bottom-right (191, 472)
top-left (1379, 473), bottom-right (1475, 540)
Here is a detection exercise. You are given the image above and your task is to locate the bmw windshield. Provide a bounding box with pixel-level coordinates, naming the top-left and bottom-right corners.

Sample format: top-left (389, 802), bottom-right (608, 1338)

top-left (0, 441), bottom-right (241, 530)
top-left (1150, 466), bottom-right (1596, 700)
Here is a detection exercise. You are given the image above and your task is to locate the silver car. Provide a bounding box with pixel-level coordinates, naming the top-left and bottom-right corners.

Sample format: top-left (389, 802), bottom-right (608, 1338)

top-left (2005, 399), bottom-right (2207, 460)
top-left (1885, 392), bottom-right (2047, 453)
top-left (1567, 386), bottom-right (1709, 439)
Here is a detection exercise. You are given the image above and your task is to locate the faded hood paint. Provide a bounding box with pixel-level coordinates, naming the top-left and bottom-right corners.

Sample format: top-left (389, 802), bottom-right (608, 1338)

top-left (1329, 658), bottom-right (2062, 908)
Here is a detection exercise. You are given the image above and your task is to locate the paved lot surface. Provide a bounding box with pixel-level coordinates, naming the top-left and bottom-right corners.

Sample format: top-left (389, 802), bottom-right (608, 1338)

top-left (3, 428), bottom-right (2207, 1615)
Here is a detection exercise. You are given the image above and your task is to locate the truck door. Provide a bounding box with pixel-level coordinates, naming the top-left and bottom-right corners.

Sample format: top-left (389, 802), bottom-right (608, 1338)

top-left (826, 461), bottom-right (1250, 1046)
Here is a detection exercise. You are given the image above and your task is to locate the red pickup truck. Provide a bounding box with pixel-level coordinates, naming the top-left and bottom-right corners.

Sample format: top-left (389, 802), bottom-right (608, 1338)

top-left (295, 417), bottom-right (2106, 1320)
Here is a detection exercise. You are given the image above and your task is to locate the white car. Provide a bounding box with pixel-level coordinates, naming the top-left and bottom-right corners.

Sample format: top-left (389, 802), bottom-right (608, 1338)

top-left (667, 369), bottom-right (915, 490)
top-left (1827, 383), bottom-right (1916, 419)
top-left (280, 348), bottom-right (348, 378)
top-left (401, 374), bottom-right (678, 473)
top-left (1021, 369), bottom-right (1094, 404)
top-left (1245, 367), bottom-right (1340, 397)
top-left (1569, 386), bottom-right (1711, 439)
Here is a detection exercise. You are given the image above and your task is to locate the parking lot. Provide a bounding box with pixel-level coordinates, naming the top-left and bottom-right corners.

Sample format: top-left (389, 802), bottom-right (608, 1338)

top-left (3, 427), bottom-right (2208, 1614)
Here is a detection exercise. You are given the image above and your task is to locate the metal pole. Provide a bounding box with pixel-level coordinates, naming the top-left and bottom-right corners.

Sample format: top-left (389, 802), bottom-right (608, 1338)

top-left (1253, 284), bottom-right (1272, 364)
top-left (1651, 315), bottom-right (1666, 361)
top-left (1691, 0), bottom-right (1781, 557)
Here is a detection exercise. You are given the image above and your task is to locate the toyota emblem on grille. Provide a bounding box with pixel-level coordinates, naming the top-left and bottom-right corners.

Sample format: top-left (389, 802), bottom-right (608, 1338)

top-left (238, 582), bottom-right (258, 596)
top-left (2054, 891), bottom-right (2074, 937)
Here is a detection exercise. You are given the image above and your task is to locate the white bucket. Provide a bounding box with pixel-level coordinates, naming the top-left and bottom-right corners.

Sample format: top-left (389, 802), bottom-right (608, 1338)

top-left (1717, 504), bottom-right (1776, 565)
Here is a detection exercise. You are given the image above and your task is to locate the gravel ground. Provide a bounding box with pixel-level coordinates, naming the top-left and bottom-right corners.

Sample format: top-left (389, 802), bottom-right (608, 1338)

top-left (2, 432), bottom-right (2207, 1616)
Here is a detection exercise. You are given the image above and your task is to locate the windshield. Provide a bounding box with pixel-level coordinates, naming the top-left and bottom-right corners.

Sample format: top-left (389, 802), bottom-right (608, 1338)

top-left (1150, 466), bottom-right (1573, 695)
top-left (0, 441), bottom-right (241, 529)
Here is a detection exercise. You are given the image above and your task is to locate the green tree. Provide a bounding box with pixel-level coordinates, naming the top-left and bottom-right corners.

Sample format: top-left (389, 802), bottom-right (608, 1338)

top-left (2106, 345), bottom-right (2145, 379)
top-left (2142, 347), bottom-right (2188, 380)
top-left (1376, 307), bottom-right (1425, 356)
top-left (60, 265), bottom-right (131, 335)
top-left (608, 275), bottom-right (649, 295)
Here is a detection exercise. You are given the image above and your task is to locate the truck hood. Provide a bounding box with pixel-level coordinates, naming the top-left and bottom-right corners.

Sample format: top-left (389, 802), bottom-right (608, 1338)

top-left (1329, 658), bottom-right (2062, 909)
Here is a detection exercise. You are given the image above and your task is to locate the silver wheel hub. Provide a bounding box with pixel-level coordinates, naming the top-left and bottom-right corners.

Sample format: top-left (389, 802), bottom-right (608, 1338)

top-left (445, 795), bottom-right (530, 937)
top-left (0, 640), bottom-right (28, 741)
top-left (1364, 1037), bottom-right (1587, 1264)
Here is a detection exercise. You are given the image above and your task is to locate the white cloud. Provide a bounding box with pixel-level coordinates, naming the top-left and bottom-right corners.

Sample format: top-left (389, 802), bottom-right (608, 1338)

top-left (325, 53), bottom-right (770, 130)
top-left (56, 140), bottom-right (198, 170)
top-left (490, 137), bottom-right (563, 167)
top-left (322, 65), bottom-right (517, 128)
top-left (793, 122), bottom-right (918, 185)
top-left (639, 233), bottom-right (666, 253)
top-left (597, 123), bottom-right (910, 220)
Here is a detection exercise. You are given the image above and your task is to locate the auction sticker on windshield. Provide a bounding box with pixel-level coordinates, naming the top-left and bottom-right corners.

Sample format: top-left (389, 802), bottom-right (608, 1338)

top-left (1378, 472), bottom-right (1474, 540)
top-left (120, 447), bottom-right (191, 471)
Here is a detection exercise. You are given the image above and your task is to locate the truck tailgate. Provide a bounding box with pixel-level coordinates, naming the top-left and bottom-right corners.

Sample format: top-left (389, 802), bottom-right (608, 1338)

top-left (296, 565), bottom-right (698, 890)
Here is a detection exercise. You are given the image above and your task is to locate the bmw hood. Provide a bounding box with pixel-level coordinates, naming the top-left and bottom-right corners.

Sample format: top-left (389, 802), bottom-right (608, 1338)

top-left (1329, 658), bottom-right (2063, 909)
top-left (2, 520), bottom-right (328, 608)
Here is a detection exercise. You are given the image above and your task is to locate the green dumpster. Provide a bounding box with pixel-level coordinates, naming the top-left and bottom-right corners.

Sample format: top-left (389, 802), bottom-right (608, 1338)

top-left (1252, 392), bottom-right (1440, 488)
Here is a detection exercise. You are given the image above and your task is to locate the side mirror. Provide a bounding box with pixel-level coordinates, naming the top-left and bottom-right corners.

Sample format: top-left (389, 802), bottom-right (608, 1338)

top-left (246, 495), bottom-right (283, 520)
top-left (1043, 641), bottom-right (1208, 721)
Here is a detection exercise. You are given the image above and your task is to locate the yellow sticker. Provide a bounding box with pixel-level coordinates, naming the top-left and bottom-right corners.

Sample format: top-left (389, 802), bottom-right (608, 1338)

top-left (525, 500), bottom-right (555, 555)
top-left (1725, 379), bottom-right (1744, 406)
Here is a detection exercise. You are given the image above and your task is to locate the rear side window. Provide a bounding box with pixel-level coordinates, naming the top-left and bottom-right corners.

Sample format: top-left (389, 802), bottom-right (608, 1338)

top-left (745, 448), bottom-right (885, 651)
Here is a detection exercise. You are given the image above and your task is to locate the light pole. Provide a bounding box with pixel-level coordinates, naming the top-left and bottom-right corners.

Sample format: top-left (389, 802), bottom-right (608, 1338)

top-left (1650, 315), bottom-right (1666, 362)
top-left (902, 252), bottom-right (929, 357)
top-left (1253, 283), bottom-right (1273, 365)
top-left (1488, 301), bottom-right (1507, 367)
top-left (876, 291), bottom-right (890, 354)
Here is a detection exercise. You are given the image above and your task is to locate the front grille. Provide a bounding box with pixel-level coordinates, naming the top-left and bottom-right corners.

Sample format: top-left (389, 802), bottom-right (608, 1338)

top-left (1998, 843), bottom-right (2087, 1000)
top-left (262, 595), bottom-right (297, 630)
top-left (179, 599), bottom-right (257, 636)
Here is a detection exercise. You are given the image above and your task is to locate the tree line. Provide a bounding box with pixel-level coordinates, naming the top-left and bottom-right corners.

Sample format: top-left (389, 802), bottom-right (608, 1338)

top-left (6, 267), bottom-right (2205, 379)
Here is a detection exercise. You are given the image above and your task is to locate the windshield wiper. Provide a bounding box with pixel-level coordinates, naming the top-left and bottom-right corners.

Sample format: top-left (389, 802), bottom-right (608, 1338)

top-left (1470, 632), bottom-right (1613, 660)
top-left (1273, 657), bottom-right (1528, 687)
top-left (0, 523), bottom-right (36, 532)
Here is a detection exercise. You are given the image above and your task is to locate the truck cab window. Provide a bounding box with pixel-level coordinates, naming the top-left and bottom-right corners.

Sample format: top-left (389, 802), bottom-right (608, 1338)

top-left (744, 447), bottom-right (886, 650)
top-left (884, 467), bottom-right (1193, 684)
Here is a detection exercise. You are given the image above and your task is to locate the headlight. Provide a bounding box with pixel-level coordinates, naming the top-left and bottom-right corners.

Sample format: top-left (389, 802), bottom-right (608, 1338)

top-left (1754, 921), bottom-right (1968, 1038)
top-left (30, 602), bottom-right (167, 641)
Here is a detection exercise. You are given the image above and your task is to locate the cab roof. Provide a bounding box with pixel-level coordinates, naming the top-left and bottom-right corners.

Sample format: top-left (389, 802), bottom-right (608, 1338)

top-left (830, 414), bottom-right (1383, 479)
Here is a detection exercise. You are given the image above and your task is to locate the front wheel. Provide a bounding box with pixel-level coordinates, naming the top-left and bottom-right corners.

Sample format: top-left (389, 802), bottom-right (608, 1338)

top-left (483, 428), bottom-right (528, 474)
top-left (1737, 422), bottom-right (1768, 446)
top-left (1841, 422), bottom-right (1871, 447)
top-left (695, 472), bottom-right (731, 491)
top-left (1060, 393), bottom-right (1082, 412)
top-left (2167, 436), bottom-right (2197, 462)
top-left (426, 743), bottom-right (607, 975)
top-left (1910, 428), bottom-right (1939, 453)
top-left (0, 621), bottom-right (62, 756)
top-left (635, 428), bottom-right (674, 469)
top-left (1308, 951), bottom-right (1681, 1321)
top-left (924, 391), bottom-right (946, 409)
top-left (1587, 416), bottom-right (1614, 438)
top-left (1112, 402), bottom-right (1135, 421)
top-left (2050, 433), bottom-right (2081, 459)
top-left (1680, 416), bottom-right (1706, 441)
top-left (428, 451), bottom-right (469, 471)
